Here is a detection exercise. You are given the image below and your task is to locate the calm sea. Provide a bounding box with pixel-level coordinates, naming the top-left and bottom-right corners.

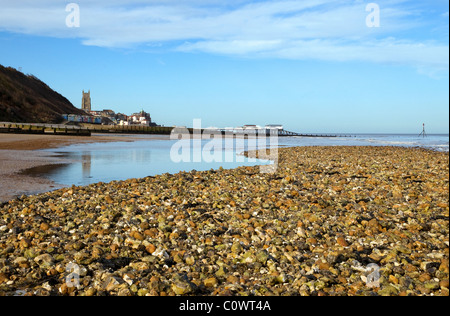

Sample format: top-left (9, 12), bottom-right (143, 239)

top-left (29, 133), bottom-right (448, 187)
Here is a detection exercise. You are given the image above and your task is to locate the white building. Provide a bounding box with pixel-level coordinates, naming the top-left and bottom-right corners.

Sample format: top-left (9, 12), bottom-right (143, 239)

top-left (265, 124), bottom-right (284, 130)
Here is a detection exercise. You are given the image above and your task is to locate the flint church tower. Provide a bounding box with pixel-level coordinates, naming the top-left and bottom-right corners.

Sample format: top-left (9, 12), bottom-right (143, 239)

top-left (82, 90), bottom-right (91, 112)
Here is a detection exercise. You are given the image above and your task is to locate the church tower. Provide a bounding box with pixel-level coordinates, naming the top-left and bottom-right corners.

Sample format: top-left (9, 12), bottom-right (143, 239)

top-left (82, 90), bottom-right (91, 112)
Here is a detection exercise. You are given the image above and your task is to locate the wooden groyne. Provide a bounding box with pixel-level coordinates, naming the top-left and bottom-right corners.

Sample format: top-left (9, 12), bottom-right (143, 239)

top-left (79, 123), bottom-right (174, 135)
top-left (0, 122), bottom-right (174, 137)
top-left (0, 123), bottom-right (91, 136)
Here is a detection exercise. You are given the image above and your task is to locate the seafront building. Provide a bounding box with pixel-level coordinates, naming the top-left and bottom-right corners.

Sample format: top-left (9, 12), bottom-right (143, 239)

top-left (81, 90), bottom-right (91, 112)
top-left (233, 124), bottom-right (284, 135)
top-left (63, 91), bottom-right (157, 126)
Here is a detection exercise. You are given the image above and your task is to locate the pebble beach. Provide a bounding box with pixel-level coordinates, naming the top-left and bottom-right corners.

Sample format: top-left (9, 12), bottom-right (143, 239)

top-left (0, 145), bottom-right (448, 296)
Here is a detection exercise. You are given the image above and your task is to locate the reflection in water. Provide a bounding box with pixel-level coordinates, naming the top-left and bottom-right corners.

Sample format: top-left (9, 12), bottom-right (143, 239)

top-left (82, 152), bottom-right (91, 179)
top-left (25, 134), bottom-right (447, 188)
top-left (31, 139), bottom-right (270, 187)
top-left (79, 149), bottom-right (154, 181)
top-left (20, 163), bottom-right (71, 177)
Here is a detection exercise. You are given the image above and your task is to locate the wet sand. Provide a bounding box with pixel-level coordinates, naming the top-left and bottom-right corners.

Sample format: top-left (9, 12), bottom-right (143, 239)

top-left (0, 133), bottom-right (167, 151)
top-left (0, 133), bottom-right (163, 202)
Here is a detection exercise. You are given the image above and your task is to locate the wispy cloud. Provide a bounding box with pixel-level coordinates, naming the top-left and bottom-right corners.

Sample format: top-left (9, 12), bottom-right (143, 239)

top-left (0, 0), bottom-right (448, 73)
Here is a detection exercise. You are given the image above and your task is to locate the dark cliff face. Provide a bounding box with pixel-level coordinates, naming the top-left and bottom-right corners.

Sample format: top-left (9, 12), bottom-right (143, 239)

top-left (0, 65), bottom-right (85, 123)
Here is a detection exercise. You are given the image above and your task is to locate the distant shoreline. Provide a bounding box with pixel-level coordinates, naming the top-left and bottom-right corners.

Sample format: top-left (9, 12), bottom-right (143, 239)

top-left (0, 133), bottom-right (168, 151)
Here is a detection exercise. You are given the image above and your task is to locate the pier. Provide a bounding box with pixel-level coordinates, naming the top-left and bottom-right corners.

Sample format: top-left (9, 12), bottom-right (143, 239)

top-left (216, 127), bottom-right (343, 138)
top-left (276, 129), bottom-right (338, 137)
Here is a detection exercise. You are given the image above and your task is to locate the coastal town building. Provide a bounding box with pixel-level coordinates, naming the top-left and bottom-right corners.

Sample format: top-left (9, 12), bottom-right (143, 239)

top-left (101, 109), bottom-right (115, 117)
top-left (116, 113), bottom-right (128, 122)
top-left (119, 110), bottom-right (154, 126)
top-left (62, 114), bottom-right (101, 124)
top-left (243, 124), bottom-right (262, 130)
top-left (74, 91), bottom-right (157, 126)
top-left (265, 124), bottom-right (284, 130)
top-left (81, 90), bottom-right (91, 112)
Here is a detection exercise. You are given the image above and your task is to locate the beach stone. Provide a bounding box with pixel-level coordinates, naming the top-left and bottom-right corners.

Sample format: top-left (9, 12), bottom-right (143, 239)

top-left (424, 281), bottom-right (440, 291)
top-left (256, 250), bottom-right (269, 265)
top-left (439, 259), bottom-right (449, 273)
top-left (226, 275), bottom-right (240, 284)
top-left (40, 223), bottom-right (49, 231)
top-left (129, 261), bottom-right (150, 271)
top-left (421, 262), bottom-right (440, 272)
top-left (440, 279), bottom-right (449, 289)
top-left (172, 274), bottom-right (197, 295)
top-left (103, 275), bottom-right (125, 292)
top-left (34, 254), bottom-right (54, 269)
top-left (392, 186), bottom-right (403, 199)
top-left (204, 277), bottom-right (218, 288)
top-left (172, 280), bottom-right (195, 295)
top-left (91, 247), bottom-right (103, 258)
top-left (241, 251), bottom-right (255, 263)
top-left (144, 228), bottom-right (158, 238)
top-left (145, 243), bottom-right (156, 254)
top-left (215, 266), bottom-right (227, 278)
top-left (185, 255), bottom-right (195, 266)
top-left (368, 252), bottom-right (383, 262)
top-left (148, 276), bottom-right (163, 293)
top-left (318, 260), bottom-right (331, 271)
top-left (378, 285), bottom-right (399, 296)
top-left (137, 288), bottom-right (149, 296)
top-left (23, 249), bottom-right (38, 259)
top-left (231, 242), bottom-right (243, 254)
top-left (59, 282), bottom-right (77, 295)
top-left (19, 238), bottom-right (31, 249)
top-left (132, 231), bottom-right (144, 241)
top-left (0, 272), bottom-right (8, 284)
top-left (84, 288), bottom-right (97, 296)
top-left (417, 284), bottom-right (431, 295)
top-left (117, 288), bottom-right (132, 296)
top-left (395, 244), bottom-right (412, 255)
top-left (389, 275), bottom-right (399, 284)
top-left (418, 273), bottom-right (431, 282)
top-left (123, 273), bottom-right (135, 286)
top-left (336, 237), bottom-right (349, 247)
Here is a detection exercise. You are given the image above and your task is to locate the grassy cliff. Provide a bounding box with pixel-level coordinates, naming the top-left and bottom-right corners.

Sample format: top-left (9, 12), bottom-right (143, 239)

top-left (0, 65), bottom-right (85, 123)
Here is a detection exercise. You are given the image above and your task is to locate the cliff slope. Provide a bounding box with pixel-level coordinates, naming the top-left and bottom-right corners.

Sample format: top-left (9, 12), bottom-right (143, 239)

top-left (0, 65), bottom-right (85, 123)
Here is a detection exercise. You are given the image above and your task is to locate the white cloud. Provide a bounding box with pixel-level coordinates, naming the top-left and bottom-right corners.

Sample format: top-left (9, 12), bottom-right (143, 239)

top-left (0, 0), bottom-right (448, 72)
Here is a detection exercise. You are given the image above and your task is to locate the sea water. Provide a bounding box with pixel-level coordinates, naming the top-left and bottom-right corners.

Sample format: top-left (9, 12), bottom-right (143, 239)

top-left (34, 135), bottom-right (273, 187)
top-left (31, 133), bottom-right (448, 187)
top-left (277, 133), bottom-right (449, 152)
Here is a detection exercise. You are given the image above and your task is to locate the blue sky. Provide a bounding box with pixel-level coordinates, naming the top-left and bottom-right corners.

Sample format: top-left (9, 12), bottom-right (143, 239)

top-left (0, 0), bottom-right (448, 133)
